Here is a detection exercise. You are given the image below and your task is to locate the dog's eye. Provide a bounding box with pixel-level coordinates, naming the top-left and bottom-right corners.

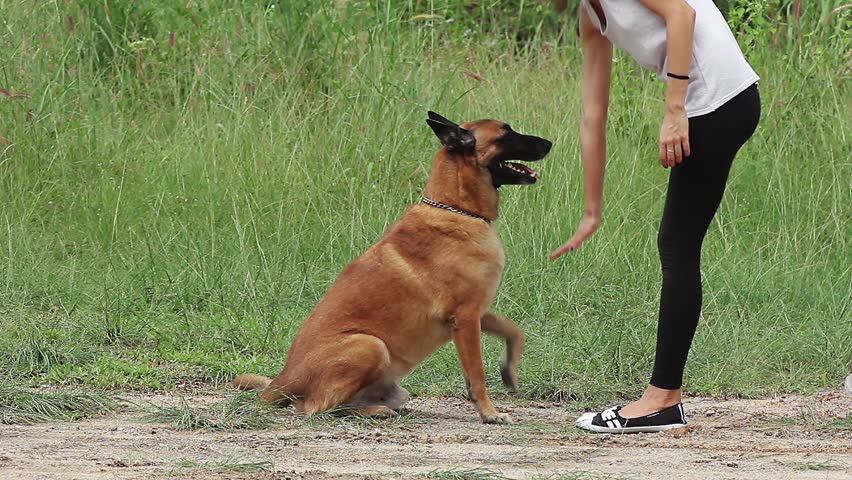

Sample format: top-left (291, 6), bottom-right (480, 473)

top-left (502, 124), bottom-right (512, 131)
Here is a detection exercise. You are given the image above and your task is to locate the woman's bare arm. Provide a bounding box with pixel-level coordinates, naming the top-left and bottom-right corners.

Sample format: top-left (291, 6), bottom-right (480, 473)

top-left (550, 7), bottom-right (613, 259)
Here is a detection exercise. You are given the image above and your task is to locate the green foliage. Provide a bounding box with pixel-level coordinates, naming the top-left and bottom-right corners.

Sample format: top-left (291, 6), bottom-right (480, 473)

top-left (728, 0), bottom-right (775, 48)
top-left (725, 1), bottom-right (851, 49)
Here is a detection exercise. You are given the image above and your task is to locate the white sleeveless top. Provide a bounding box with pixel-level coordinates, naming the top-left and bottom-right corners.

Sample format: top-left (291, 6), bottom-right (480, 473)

top-left (582, 0), bottom-right (759, 117)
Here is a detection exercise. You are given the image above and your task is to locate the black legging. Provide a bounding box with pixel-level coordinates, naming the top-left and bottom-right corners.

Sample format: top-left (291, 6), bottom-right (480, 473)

top-left (650, 83), bottom-right (761, 390)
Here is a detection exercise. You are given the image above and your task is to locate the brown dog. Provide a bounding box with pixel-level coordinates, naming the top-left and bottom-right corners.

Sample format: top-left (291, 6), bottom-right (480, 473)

top-left (233, 112), bottom-right (551, 424)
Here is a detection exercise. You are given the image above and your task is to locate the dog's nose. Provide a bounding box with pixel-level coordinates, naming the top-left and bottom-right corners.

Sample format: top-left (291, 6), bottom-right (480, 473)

top-left (539, 139), bottom-right (553, 157)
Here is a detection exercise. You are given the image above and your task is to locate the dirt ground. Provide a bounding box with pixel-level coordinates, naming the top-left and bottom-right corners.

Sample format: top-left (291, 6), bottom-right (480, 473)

top-left (1, 389), bottom-right (850, 480)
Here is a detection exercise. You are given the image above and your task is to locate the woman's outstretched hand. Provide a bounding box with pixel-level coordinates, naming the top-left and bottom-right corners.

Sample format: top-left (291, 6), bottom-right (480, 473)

top-left (550, 213), bottom-right (601, 260)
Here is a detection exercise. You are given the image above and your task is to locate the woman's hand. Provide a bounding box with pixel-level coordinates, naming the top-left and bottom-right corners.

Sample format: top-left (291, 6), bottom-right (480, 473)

top-left (659, 107), bottom-right (691, 168)
top-left (549, 212), bottom-right (601, 260)
top-left (639, 0), bottom-right (696, 168)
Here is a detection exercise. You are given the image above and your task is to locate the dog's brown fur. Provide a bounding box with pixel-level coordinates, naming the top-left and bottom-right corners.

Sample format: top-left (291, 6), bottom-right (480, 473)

top-left (233, 113), bottom-right (551, 424)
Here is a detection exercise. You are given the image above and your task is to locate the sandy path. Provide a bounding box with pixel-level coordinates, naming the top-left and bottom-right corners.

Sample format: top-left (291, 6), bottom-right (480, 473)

top-left (0, 390), bottom-right (850, 479)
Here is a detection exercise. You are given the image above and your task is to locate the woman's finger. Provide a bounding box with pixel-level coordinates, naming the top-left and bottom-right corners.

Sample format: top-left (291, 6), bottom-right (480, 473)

top-left (683, 135), bottom-right (691, 158)
top-left (674, 142), bottom-right (683, 164)
top-left (665, 143), bottom-right (675, 167)
top-left (550, 240), bottom-right (577, 260)
top-left (659, 142), bottom-right (667, 165)
top-left (550, 226), bottom-right (594, 259)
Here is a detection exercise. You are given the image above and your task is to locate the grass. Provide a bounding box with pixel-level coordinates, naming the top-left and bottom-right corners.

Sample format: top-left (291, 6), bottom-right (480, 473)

top-left (144, 391), bottom-right (280, 431)
top-left (0, 384), bottom-right (120, 424)
top-left (794, 462), bottom-right (840, 472)
top-left (175, 458), bottom-right (274, 473)
top-left (529, 474), bottom-right (626, 480)
top-left (421, 471), bottom-right (621, 480)
top-left (303, 407), bottom-right (425, 430)
top-left (0, 0), bottom-right (849, 406)
top-left (750, 406), bottom-right (852, 432)
top-left (423, 468), bottom-right (512, 480)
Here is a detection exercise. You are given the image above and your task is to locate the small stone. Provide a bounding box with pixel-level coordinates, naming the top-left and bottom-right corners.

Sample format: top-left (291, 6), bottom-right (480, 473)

top-left (844, 374), bottom-right (852, 395)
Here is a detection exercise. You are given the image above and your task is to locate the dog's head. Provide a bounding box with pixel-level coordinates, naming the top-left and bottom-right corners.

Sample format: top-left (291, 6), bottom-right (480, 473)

top-left (426, 111), bottom-right (552, 188)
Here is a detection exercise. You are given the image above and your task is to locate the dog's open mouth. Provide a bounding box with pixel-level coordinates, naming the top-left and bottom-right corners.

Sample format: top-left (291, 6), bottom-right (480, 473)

top-left (504, 162), bottom-right (540, 179)
top-left (490, 160), bottom-right (540, 186)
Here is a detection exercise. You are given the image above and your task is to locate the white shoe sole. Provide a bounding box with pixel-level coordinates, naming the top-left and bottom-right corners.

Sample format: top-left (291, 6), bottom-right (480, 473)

top-left (575, 412), bottom-right (686, 434)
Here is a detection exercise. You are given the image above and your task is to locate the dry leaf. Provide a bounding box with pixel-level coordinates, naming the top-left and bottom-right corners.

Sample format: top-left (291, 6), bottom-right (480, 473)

top-left (463, 70), bottom-right (487, 82)
top-left (411, 14), bottom-right (442, 21)
top-left (0, 88), bottom-right (31, 99)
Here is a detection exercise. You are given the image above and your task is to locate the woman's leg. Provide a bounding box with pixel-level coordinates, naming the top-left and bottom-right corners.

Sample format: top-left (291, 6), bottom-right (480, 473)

top-left (620, 85), bottom-right (760, 418)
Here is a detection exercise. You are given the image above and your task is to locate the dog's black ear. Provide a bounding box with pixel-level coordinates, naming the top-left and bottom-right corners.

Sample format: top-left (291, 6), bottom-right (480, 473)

top-left (427, 111), bottom-right (459, 128)
top-left (427, 119), bottom-right (475, 152)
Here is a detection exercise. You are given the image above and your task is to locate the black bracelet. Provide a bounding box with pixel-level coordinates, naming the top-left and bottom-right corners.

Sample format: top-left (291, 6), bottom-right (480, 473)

top-left (667, 72), bottom-right (690, 80)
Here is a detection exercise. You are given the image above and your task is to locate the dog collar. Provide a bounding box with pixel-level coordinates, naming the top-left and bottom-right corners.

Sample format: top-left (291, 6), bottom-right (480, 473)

top-left (421, 196), bottom-right (491, 223)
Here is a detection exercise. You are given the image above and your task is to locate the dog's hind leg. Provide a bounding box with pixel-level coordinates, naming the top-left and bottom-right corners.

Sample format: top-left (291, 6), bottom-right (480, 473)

top-left (481, 310), bottom-right (525, 392)
top-left (298, 334), bottom-right (392, 416)
top-left (339, 382), bottom-right (410, 418)
top-left (346, 381), bottom-right (410, 414)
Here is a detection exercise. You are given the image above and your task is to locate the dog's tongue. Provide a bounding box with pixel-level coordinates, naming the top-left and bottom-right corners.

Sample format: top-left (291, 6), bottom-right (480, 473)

top-left (508, 162), bottom-right (540, 179)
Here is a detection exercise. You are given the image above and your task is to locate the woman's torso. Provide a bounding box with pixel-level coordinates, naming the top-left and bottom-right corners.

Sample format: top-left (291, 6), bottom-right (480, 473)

top-left (582, 0), bottom-right (759, 117)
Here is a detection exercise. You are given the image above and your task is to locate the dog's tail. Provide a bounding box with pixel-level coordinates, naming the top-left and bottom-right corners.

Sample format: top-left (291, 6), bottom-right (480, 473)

top-left (232, 373), bottom-right (272, 391)
top-left (233, 373), bottom-right (294, 406)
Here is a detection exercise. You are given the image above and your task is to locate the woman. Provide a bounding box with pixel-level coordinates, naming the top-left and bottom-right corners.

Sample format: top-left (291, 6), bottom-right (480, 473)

top-left (549, 0), bottom-right (761, 433)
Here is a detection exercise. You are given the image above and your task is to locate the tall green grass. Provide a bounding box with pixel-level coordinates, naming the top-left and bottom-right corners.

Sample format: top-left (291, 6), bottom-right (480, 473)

top-left (0, 384), bottom-right (120, 424)
top-left (0, 1), bottom-right (849, 404)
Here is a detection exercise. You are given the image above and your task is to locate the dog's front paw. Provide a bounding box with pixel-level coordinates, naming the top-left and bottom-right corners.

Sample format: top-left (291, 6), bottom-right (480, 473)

top-left (481, 412), bottom-right (513, 425)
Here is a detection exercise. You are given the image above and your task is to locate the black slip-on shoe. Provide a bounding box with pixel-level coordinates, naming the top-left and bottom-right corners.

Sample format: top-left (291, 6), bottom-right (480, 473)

top-left (576, 403), bottom-right (687, 433)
